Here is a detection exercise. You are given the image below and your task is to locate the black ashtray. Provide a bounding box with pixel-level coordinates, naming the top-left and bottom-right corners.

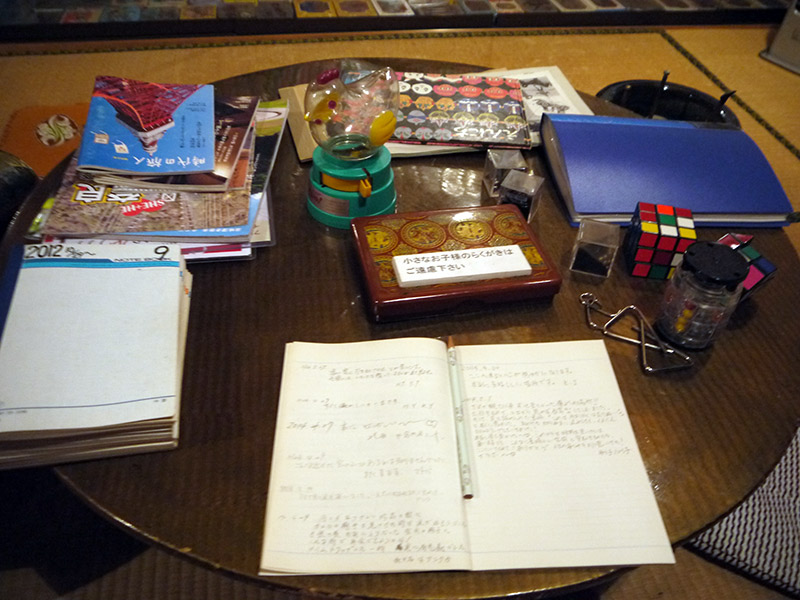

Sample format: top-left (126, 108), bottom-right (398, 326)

top-left (596, 79), bottom-right (740, 127)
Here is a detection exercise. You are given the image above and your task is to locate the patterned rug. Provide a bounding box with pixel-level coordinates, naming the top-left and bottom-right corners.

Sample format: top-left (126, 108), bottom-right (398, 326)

top-left (688, 429), bottom-right (800, 599)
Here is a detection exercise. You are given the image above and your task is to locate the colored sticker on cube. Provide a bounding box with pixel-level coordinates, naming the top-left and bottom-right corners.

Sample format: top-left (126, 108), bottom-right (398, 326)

top-left (717, 233), bottom-right (776, 300)
top-left (624, 202), bottom-right (696, 280)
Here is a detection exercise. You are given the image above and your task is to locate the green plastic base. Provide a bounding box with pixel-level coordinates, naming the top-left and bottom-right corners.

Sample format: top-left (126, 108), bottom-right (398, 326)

top-left (307, 146), bottom-right (397, 229)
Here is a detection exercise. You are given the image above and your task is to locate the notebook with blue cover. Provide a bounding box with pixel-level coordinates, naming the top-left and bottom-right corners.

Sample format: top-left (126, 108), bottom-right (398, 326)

top-left (541, 114), bottom-right (792, 227)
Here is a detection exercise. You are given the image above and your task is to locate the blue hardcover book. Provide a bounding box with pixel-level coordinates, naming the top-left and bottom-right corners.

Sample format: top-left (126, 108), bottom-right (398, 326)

top-left (541, 114), bottom-right (793, 227)
top-left (77, 75), bottom-right (215, 177)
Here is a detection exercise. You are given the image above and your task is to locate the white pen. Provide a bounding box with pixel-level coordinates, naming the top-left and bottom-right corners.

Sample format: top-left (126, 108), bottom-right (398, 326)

top-left (447, 336), bottom-right (474, 500)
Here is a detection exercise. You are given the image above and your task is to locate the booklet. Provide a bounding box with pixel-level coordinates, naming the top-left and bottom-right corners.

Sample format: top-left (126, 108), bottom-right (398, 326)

top-left (389, 71), bottom-right (532, 149)
top-left (89, 95), bottom-right (258, 191)
top-left (77, 75), bottom-right (215, 177)
top-left (259, 337), bottom-right (674, 575)
top-left (478, 66), bottom-right (594, 146)
top-left (0, 101), bottom-right (90, 178)
top-left (42, 155), bottom-right (251, 239)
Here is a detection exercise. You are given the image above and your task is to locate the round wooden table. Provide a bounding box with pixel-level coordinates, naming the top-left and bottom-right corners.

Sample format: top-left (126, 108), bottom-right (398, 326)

top-left (3, 59), bottom-right (799, 599)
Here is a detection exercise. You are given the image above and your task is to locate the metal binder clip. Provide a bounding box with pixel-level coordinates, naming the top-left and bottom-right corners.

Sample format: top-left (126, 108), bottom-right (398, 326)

top-left (580, 293), bottom-right (693, 374)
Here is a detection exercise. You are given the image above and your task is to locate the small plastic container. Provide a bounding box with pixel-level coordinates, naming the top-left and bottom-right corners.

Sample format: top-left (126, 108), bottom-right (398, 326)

top-left (569, 219), bottom-right (620, 278)
top-left (483, 149), bottom-right (528, 198)
top-left (304, 62), bottom-right (399, 161)
top-left (656, 241), bottom-right (749, 349)
top-left (496, 170), bottom-right (544, 220)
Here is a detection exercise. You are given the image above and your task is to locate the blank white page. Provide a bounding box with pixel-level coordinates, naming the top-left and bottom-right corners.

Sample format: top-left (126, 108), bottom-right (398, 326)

top-left (0, 244), bottom-right (183, 435)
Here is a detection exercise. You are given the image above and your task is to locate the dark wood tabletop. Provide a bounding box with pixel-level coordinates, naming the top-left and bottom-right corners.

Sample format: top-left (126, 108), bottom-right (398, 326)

top-left (3, 58), bottom-right (799, 599)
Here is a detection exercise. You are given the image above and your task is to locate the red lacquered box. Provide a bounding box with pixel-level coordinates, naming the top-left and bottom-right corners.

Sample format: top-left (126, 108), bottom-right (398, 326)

top-left (351, 204), bottom-right (562, 322)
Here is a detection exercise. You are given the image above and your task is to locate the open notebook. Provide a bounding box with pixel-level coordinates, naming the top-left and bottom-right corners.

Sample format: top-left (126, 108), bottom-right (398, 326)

top-left (259, 337), bottom-right (674, 574)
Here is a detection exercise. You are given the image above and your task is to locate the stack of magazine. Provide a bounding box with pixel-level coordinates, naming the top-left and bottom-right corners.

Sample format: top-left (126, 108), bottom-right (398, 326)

top-left (32, 75), bottom-right (288, 262)
top-left (0, 242), bottom-right (191, 469)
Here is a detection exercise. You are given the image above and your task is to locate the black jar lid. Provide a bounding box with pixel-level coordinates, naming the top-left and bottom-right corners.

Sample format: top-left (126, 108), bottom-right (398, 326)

top-left (681, 241), bottom-right (749, 291)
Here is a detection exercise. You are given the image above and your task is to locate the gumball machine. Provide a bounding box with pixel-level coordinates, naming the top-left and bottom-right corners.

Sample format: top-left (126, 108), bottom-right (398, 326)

top-left (304, 61), bottom-right (400, 228)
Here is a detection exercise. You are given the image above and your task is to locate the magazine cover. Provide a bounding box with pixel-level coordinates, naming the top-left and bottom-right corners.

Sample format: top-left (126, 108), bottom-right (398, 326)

top-left (111, 188), bottom-right (264, 244)
top-left (0, 102), bottom-right (90, 177)
top-left (77, 75), bottom-right (216, 176)
top-left (479, 66), bottom-right (594, 146)
top-left (249, 99), bottom-right (289, 198)
top-left (90, 95), bottom-right (259, 191)
top-left (390, 72), bottom-right (532, 149)
top-left (43, 156), bottom-right (250, 238)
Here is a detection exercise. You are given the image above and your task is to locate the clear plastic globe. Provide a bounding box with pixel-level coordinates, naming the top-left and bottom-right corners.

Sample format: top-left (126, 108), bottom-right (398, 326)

top-left (304, 60), bottom-right (399, 161)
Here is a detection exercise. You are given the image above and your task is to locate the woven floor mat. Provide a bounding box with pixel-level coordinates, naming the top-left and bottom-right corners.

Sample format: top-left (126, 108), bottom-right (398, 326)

top-left (687, 429), bottom-right (800, 599)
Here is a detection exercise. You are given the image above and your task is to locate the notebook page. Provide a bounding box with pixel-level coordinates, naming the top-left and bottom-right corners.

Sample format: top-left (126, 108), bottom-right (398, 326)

top-left (457, 339), bottom-right (674, 569)
top-left (260, 337), bottom-right (469, 575)
top-left (0, 243), bottom-right (183, 436)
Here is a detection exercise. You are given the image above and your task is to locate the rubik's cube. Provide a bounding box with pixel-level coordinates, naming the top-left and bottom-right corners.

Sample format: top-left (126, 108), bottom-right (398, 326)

top-left (717, 233), bottom-right (777, 301)
top-left (623, 202), bottom-right (696, 279)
